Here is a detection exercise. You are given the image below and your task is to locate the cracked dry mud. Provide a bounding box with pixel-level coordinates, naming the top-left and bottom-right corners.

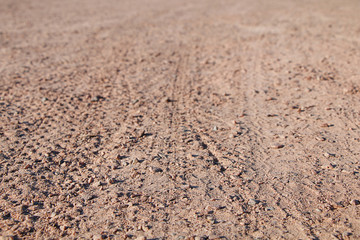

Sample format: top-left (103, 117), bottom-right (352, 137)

top-left (1, 0), bottom-right (360, 239)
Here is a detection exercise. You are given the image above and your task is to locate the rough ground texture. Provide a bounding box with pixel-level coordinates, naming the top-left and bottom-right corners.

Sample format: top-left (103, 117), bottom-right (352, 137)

top-left (1, 0), bottom-right (360, 239)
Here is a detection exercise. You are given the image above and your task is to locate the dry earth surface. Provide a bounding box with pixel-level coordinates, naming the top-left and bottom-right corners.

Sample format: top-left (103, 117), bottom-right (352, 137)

top-left (1, 0), bottom-right (360, 239)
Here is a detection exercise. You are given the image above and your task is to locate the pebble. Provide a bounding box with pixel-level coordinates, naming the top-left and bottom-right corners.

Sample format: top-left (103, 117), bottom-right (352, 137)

top-left (165, 98), bottom-right (175, 103)
top-left (324, 152), bottom-right (335, 158)
top-left (83, 194), bottom-right (97, 201)
top-left (213, 126), bottom-right (218, 131)
top-left (315, 136), bottom-right (326, 141)
top-left (271, 143), bottom-right (284, 149)
top-left (149, 166), bottom-right (163, 173)
top-left (91, 95), bottom-right (104, 102)
top-left (180, 184), bottom-right (190, 190)
top-left (248, 199), bottom-right (259, 205)
top-left (206, 215), bottom-right (216, 223)
top-left (60, 225), bottom-right (67, 231)
top-left (107, 178), bottom-right (115, 184)
top-left (230, 174), bottom-right (239, 180)
top-left (137, 129), bottom-right (146, 138)
top-left (315, 208), bottom-right (322, 213)
top-left (88, 177), bottom-right (94, 184)
top-left (265, 97), bottom-right (277, 101)
top-left (265, 206), bottom-right (274, 211)
top-left (342, 232), bottom-right (352, 238)
top-left (350, 199), bottom-right (360, 205)
top-left (93, 234), bottom-right (104, 240)
top-left (135, 236), bottom-right (147, 240)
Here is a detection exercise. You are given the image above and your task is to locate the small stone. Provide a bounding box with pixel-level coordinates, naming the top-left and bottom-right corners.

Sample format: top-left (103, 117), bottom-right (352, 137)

top-left (165, 98), bottom-right (175, 103)
top-left (41, 97), bottom-right (48, 102)
top-left (107, 178), bottom-right (115, 184)
top-left (24, 164), bottom-right (32, 169)
top-left (265, 97), bottom-right (277, 101)
top-left (315, 136), bottom-right (326, 141)
top-left (206, 215), bottom-right (216, 223)
top-left (93, 234), bottom-right (103, 240)
top-left (350, 199), bottom-right (360, 205)
top-left (83, 194), bottom-right (97, 201)
top-left (124, 234), bottom-right (132, 240)
top-left (116, 155), bottom-right (127, 160)
top-left (248, 199), bottom-right (259, 205)
top-left (324, 152), bottom-right (335, 158)
top-left (180, 184), bottom-right (190, 190)
top-left (271, 143), bottom-right (284, 149)
top-left (315, 208), bottom-right (322, 213)
top-left (213, 126), bottom-right (218, 131)
top-left (91, 95), bottom-right (105, 102)
top-left (60, 225), bottom-right (67, 231)
top-left (95, 181), bottom-right (102, 187)
top-left (88, 177), bottom-right (94, 184)
top-left (194, 237), bottom-right (201, 240)
top-left (329, 163), bottom-right (337, 168)
top-left (342, 232), bottom-right (352, 238)
top-left (149, 166), bottom-right (163, 173)
top-left (135, 236), bottom-right (146, 240)
top-left (230, 175), bottom-right (239, 180)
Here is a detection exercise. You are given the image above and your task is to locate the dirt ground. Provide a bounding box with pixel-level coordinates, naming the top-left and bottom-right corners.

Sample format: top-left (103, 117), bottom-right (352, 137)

top-left (1, 0), bottom-right (360, 239)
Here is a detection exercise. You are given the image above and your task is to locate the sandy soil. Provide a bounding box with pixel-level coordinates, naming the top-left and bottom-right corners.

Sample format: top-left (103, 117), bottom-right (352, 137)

top-left (1, 0), bottom-right (360, 239)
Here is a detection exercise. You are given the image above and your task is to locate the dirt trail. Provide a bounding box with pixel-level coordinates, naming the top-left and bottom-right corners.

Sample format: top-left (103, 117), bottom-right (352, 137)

top-left (1, 0), bottom-right (360, 239)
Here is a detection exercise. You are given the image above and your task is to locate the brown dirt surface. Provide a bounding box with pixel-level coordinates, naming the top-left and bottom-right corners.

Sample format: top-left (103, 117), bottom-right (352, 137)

top-left (1, 0), bottom-right (360, 239)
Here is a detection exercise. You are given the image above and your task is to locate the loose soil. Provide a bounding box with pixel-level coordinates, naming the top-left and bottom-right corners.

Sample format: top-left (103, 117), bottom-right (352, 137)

top-left (1, 0), bottom-right (360, 239)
